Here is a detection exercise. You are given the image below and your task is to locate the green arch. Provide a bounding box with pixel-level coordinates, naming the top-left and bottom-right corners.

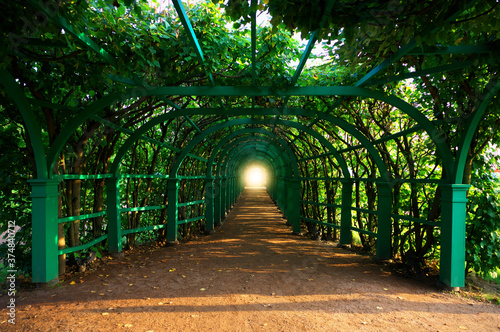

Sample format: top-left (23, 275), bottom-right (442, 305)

top-left (206, 128), bottom-right (298, 179)
top-left (49, 88), bottom-right (451, 180)
top-left (1, 70), bottom-right (48, 178)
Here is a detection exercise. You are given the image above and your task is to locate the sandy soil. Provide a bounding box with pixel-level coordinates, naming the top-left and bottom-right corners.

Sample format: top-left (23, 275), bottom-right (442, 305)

top-left (1, 188), bottom-right (499, 331)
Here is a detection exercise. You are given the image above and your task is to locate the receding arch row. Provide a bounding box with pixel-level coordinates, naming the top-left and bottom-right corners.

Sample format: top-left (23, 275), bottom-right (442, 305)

top-left (45, 86), bottom-right (455, 180)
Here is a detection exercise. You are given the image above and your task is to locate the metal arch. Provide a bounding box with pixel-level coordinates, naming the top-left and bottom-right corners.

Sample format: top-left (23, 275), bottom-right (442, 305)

top-left (206, 128), bottom-right (298, 179)
top-left (48, 86), bottom-right (452, 178)
top-left (226, 147), bottom-right (280, 178)
top-left (221, 141), bottom-right (287, 179)
top-left (0, 70), bottom-right (48, 178)
top-left (216, 136), bottom-right (292, 175)
top-left (168, 118), bottom-right (351, 180)
top-left (216, 139), bottom-right (288, 180)
top-left (454, 80), bottom-right (500, 184)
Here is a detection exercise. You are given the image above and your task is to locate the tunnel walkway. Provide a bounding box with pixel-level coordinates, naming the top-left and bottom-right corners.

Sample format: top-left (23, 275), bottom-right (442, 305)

top-left (2, 188), bottom-right (499, 331)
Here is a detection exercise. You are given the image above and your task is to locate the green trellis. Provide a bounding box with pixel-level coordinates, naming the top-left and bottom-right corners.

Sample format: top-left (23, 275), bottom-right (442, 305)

top-left (1, 0), bottom-right (499, 289)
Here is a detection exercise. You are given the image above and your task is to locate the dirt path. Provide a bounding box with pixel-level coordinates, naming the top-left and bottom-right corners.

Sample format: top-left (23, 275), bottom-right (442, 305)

top-left (2, 188), bottom-right (500, 331)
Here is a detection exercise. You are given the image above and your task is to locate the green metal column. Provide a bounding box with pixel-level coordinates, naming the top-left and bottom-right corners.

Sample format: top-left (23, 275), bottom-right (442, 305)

top-left (105, 177), bottom-right (122, 253)
top-left (167, 178), bottom-right (179, 245)
top-left (282, 179), bottom-right (288, 218)
top-left (227, 177), bottom-right (232, 211)
top-left (30, 179), bottom-right (59, 284)
top-left (205, 177), bottom-right (215, 234)
top-left (288, 179), bottom-right (302, 235)
top-left (340, 179), bottom-right (353, 246)
top-left (214, 177), bottom-right (221, 226)
top-left (233, 176), bottom-right (237, 205)
top-left (440, 184), bottom-right (469, 288)
top-left (220, 177), bottom-right (227, 219)
top-left (376, 182), bottom-right (392, 260)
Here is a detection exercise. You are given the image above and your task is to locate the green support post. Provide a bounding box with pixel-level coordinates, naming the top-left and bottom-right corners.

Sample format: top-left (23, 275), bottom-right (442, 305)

top-left (282, 179), bottom-right (288, 218)
top-left (205, 177), bottom-right (215, 234)
top-left (227, 177), bottom-right (232, 211)
top-left (232, 176), bottom-right (235, 205)
top-left (214, 177), bottom-right (221, 226)
top-left (167, 178), bottom-right (180, 245)
top-left (30, 179), bottom-right (60, 284)
top-left (220, 177), bottom-right (227, 219)
top-left (276, 177), bottom-right (284, 212)
top-left (376, 182), bottom-right (392, 260)
top-left (105, 177), bottom-right (122, 253)
top-left (440, 184), bottom-right (469, 289)
top-left (288, 179), bottom-right (302, 235)
top-left (339, 179), bottom-right (353, 246)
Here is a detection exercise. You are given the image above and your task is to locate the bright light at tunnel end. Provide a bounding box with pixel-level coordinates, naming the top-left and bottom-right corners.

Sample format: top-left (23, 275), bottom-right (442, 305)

top-left (243, 166), bottom-right (268, 188)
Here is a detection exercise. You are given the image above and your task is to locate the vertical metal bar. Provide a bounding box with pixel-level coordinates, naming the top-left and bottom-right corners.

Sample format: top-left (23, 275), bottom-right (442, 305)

top-left (214, 177), bottom-right (222, 225)
top-left (167, 178), bottom-right (180, 244)
top-left (106, 177), bottom-right (122, 253)
top-left (339, 179), bottom-right (353, 245)
top-left (30, 179), bottom-right (60, 283)
top-left (376, 182), bottom-right (392, 260)
top-left (205, 177), bottom-right (215, 233)
top-left (440, 184), bottom-right (469, 289)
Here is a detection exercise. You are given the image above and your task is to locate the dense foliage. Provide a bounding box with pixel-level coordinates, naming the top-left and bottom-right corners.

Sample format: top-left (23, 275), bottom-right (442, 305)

top-left (0, 0), bottom-right (498, 282)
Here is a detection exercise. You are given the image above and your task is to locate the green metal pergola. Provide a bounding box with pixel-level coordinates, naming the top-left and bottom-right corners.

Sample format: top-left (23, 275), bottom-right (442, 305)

top-left (1, 0), bottom-right (499, 289)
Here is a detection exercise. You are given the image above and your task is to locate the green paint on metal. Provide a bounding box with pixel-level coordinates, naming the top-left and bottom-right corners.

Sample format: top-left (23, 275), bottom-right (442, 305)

top-left (105, 178), bottom-right (122, 253)
top-left (58, 211), bottom-right (107, 224)
top-left (376, 182), bottom-right (392, 260)
top-left (58, 235), bottom-right (108, 255)
top-left (167, 178), bottom-right (180, 244)
top-left (178, 200), bottom-right (205, 207)
top-left (1, 70), bottom-right (48, 179)
top-left (454, 80), bottom-right (500, 183)
top-left (30, 179), bottom-right (60, 283)
top-left (122, 224), bottom-right (166, 236)
top-left (121, 205), bottom-right (167, 213)
top-left (178, 215), bottom-right (205, 225)
top-left (440, 184), bottom-right (470, 288)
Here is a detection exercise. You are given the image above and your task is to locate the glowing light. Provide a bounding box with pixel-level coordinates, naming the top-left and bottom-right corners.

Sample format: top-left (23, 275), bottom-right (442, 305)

top-left (243, 166), bottom-right (268, 188)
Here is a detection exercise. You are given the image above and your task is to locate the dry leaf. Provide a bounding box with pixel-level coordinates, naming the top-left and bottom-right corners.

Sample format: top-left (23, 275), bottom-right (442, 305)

top-left (199, 288), bottom-right (206, 291)
top-left (123, 324), bottom-right (132, 328)
top-left (70, 281), bottom-right (76, 285)
top-left (376, 306), bottom-right (383, 310)
top-left (102, 313), bottom-right (109, 316)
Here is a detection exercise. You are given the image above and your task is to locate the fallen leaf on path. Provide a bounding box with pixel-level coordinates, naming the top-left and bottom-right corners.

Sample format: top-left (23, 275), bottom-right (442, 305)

top-left (70, 281), bottom-right (76, 285)
top-left (200, 288), bottom-right (206, 291)
top-left (102, 313), bottom-right (109, 316)
top-left (376, 306), bottom-right (383, 310)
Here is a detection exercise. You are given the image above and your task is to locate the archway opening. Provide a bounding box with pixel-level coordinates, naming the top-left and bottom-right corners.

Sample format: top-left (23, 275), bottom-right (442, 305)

top-left (243, 164), bottom-right (268, 188)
